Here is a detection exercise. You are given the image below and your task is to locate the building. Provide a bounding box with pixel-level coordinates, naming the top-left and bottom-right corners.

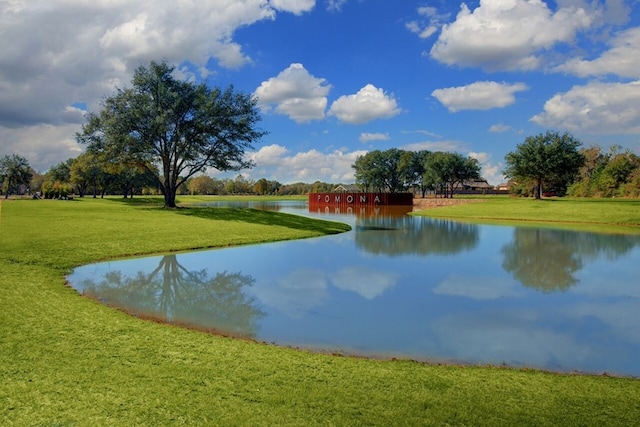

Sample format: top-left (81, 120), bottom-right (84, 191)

top-left (333, 184), bottom-right (360, 193)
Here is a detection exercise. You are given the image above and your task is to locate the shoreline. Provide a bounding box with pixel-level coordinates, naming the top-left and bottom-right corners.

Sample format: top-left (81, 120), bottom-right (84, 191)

top-left (412, 197), bottom-right (485, 211)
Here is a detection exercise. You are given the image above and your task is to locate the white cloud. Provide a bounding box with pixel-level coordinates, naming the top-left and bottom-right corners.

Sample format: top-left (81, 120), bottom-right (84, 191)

top-left (270, 0), bottom-right (316, 15)
top-left (327, 0), bottom-right (348, 11)
top-left (254, 63), bottom-right (331, 123)
top-left (432, 81), bottom-right (528, 112)
top-left (468, 152), bottom-right (505, 186)
top-left (430, 0), bottom-right (594, 71)
top-left (0, 0), bottom-right (305, 172)
top-left (359, 132), bottom-right (390, 143)
top-left (328, 84), bottom-right (401, 124)
top-left (406, 6), bottom-right (448, 39)
top-left (489, 124), bottom-right (512, 133)
top-left (402, 140), bottom-right (465, 153)
top-left (531, 81), bottom-right (640, 134)
top-left (245, 144), bottom-right (368, 183)
top-left (0, 124), bottom-right (84, 173)
top-left (554, 27), bottom-right (640, 78)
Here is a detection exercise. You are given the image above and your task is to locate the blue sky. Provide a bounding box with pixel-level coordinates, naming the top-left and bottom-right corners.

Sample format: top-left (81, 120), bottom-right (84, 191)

top-left (1, 0), bottom-right (639, 185)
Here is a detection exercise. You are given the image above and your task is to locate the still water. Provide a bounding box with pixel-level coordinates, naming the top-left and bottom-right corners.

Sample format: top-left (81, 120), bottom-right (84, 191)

top-left (67, 201), bottom-right (640, 377)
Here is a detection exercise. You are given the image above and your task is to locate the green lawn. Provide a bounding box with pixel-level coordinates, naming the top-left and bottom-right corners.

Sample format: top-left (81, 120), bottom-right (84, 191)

top-left (1, 196), bottom-right (639, 426)
top-left (413, 196), bottom-right (640, 234)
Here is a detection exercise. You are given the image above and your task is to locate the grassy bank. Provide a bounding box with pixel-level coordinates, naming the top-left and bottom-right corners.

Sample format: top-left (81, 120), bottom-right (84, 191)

top-left (413, 196), bottom-right (640, 234)
top-left (1, 197), bottom-right (639, 426)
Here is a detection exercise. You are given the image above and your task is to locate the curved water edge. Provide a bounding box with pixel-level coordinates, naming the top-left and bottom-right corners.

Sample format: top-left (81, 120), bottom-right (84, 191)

top-left (67, 200), bottom-right (640, 377)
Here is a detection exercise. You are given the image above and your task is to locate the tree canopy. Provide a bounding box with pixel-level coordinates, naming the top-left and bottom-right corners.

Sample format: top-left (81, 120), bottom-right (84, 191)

top-left (0, 154), bottom-right (32, 198)
top-left (423, 152), bottom-right (481, 198)
top-left (77, 60), bottom-right (266, 208)
top-left (504, 131), bottom-right (584, 199)
top-left (353, 148), bottom-right (481, 196)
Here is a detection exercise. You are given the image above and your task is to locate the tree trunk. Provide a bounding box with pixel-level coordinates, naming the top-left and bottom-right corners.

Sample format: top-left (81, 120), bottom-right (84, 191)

top-left (535, 177), bottom-right (543, 199)
top-left (164, 186), bottom-right (177, 208)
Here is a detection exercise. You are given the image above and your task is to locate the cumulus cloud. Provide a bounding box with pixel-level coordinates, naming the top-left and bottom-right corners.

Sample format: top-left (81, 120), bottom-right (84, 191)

top-left (432, 81), bottom-right (528, 112)
top-left (245, 144), bottom-right (367, 183)
top-left (554, 27), bottom-right (640, 78)
top-left (0, 1), bottom-right (307, 169)
top-left (531, 81), bottom-right (640, 134)
top-left (359, 132), bottom-right (390, 143)
top-left (430, 0), bottom-right (594, 71)
top-left (254, 63), bottom-right (331, 123)
top-left (328, 84), bottom-right (401, 124)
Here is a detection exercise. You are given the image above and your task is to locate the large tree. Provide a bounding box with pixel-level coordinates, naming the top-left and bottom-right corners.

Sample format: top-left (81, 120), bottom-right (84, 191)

top-left (353, 148), bottom-right (406, 193)
top-left (77, 61), bottom-right (266, 208)
top-left (504, 131), bottom-right (584, 199)
top-left (0, 154), bottom-right (33, 198)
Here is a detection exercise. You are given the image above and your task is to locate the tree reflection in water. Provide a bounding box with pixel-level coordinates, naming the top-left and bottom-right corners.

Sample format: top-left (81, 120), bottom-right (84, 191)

top-left (80, 254), bottom-right (264, 338)
top-left (355, 216), bottom-right (479, 256)
top-left (502, 227), bottom-right (639, 293)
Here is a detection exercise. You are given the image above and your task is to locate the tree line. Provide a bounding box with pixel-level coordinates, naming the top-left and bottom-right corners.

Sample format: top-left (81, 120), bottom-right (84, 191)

top-left (352, 148), bottom-right (482, 197)
top-left (0, 150), bottom-right (346, 198)
top-left (504, 131), bottom-right (640, 199)
top-left (3, 60), bottom-right (639, 201)
top-left (6, 131), bottom-right (639, 200)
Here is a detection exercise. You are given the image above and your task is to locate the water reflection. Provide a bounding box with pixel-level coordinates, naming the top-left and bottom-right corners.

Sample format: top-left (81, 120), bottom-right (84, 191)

top-left (356, 218), bottom-right (479, 256)
top-left (502, 228), bottom-right (582, 292)
top-left (502, 228), bottom-right (640, 293)
top-left (78, 254), bottom-right (264, 337)
top-left (67, 202), bottom-right (640, 376)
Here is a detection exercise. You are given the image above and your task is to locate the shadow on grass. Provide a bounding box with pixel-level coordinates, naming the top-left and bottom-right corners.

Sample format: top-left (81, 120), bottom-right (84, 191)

top-left (104, 196), bottom-right (166, 206)
top-left (176, 207), bottom-right (350, 235)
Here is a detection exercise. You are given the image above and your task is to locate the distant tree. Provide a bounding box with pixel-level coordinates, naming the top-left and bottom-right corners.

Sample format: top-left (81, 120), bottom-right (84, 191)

top-left (423, 152), bottom-right (481, 198)
top-left (600, 151), bottom-right (639, 192)
top-left (353, 148), bottom-right (406, 192)
top-left (70, 152), bottom-right (101, 197)
top-left (399, 150), bottom-right (430, 196)
top-left (46, 158), bottom-right (74, 184)
top-left (77, 60), bottom-right (266, 208)
top-left (110, 161), bottom-right (155, 198)
top-left (254, 178), bottom-right (270, 195)
top-left (504, 131), bottom-right (584, 199)
top-left (0, 154), bottom-right (33, 198)
top-left (188, 175), bottom-right (219, 195)
top-left (30, 169), bottom-right (46, 195)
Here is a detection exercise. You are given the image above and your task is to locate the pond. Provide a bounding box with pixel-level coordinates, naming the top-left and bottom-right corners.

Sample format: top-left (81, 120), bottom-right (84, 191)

top-left (67, 200), bottom-right (640, 377)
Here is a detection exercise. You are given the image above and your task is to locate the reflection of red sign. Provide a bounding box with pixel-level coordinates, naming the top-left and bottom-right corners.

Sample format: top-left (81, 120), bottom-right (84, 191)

top-left (310, 205), bottom-right (413, 217)
top-left (309, 192), bottom-right (413, 207)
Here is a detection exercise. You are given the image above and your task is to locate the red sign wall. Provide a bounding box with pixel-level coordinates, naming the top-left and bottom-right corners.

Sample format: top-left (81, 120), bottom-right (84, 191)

top-left (308, 192), bottom-right (413, 208)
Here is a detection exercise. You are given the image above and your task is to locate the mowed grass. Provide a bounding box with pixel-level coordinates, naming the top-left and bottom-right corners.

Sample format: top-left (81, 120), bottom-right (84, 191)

top-left (414, 196), bottom-right (640, 234)
top-left (1, 197), bottom-right (640, 426)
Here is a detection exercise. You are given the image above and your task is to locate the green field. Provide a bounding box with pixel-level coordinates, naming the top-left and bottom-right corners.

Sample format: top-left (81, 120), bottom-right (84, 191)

top-left (414, 196), bottom-right (640, 234)
top-left (1, 196), bottom-right (640, 426)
